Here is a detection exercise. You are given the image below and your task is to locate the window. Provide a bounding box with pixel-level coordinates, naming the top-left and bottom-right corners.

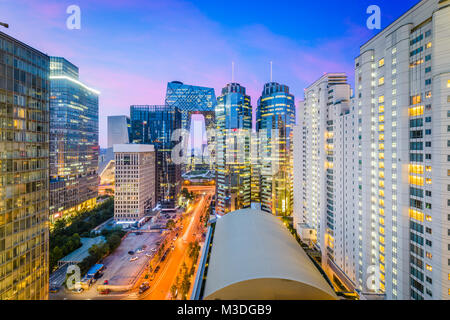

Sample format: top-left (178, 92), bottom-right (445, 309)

top-left (425, 79), bottom-right (432, 86)
top-left (379, 58), bottom-right (385, 67)
top-left (425, 67), bottom-right (431, 73)
top-left (426, 42), bottom-right (432, 49)
top-left (379, 77), bottom-right (385, 85)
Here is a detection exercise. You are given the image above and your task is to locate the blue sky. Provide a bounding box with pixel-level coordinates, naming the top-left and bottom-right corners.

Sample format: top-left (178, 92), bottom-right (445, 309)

top-left (0, 0), bottom-right (419, 147)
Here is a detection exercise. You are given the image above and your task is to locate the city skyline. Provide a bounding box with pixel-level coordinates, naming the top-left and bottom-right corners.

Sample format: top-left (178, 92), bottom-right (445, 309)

top-left (1, 0), bottom-right (449, 304)
top-left (1, 0), bottom-right (418, 147)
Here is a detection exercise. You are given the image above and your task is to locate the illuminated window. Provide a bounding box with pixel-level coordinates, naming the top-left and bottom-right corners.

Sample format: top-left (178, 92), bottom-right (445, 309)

top-left (409, 175), bottom-right (424, 186)
top-left (379, 77), bottom-right (385, 85)
top-left (409, 105), bottom-right (424, 117)
top-left (379, 96), bottom-right (385, 103)
top-left (379, 58), bottom-right (385, 67)
top-left (426, 264), bottom-right (432, 272)
top-left (426, 42), bottom-right (432, 49)
top-left (409, 165), bottom-right (424, 175)
top-left (379, 105), bottom-right (385, 113)
top-left (447, 80), bottom-right (450, 88)
top-left (411, 95), bottom-right (421, 105)
top-left (409, 209), bottom-right (424, 222)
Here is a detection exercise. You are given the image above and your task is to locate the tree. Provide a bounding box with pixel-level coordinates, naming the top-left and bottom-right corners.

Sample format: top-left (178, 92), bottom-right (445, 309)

top-left (166, 219), bottom-right (175, 230)
top-left (181, 273), bottom-right (191, 299)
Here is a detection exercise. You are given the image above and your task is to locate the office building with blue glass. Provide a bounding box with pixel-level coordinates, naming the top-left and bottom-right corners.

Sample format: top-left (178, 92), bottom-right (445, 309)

top-left (130, 105), bottom-right (182, 208)
top-left (256, 82), bottom-right (295, 217)
top-left (165, 81), bottom-right (216, 171)
top-left (215, 83), bottom-right (252, 215)
top-left (49, 57), bottom-right (99, 221)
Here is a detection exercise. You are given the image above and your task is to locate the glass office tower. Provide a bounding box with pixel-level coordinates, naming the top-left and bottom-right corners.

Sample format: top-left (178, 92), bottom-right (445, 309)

top-left (256, 82), bottom-right (295, 217)
top-left (165, 81), bottom-right (216, 171)
top-left (215, 83), bottom-right (252, 215)
top-left (0, 31), bottom-right (49, 300)
top-left (49, 57), bottom-right (99, 222)
top-left (130, 105), bottom-right (182, 209)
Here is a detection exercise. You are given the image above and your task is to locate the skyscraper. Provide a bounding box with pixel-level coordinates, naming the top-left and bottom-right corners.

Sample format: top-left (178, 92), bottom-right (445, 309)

top-left (354, 0), bottom-right (450, 300)
top-left (215, 83), bottom-right (252, 215)
top-left (49, 57), bottom-right (99, 221)
top-left (256, 82), bottom-right (296, 217)
top-left (107, 115), bottom-right (130, 148)
top-left (0, 31), bottom-right (49, 300)
top-left (129, 105), bottom-right (182, 208)
top-left (294, 73), bottom-right (359, 291)
top-left (165, 81), bottom-right (217, 171)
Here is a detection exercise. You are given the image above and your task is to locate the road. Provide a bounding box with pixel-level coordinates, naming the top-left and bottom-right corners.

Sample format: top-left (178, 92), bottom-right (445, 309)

top-left (134, 189), bottom-right (213, 300)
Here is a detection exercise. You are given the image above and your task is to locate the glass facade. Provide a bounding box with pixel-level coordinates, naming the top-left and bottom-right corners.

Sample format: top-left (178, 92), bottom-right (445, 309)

top-left (215, 83), bottom-right (252, 215)
top-left (49, 57), bottom-right (99, 222)
top-left (256, 82), bottom-right (295, 217)
top-left (165, 81), bottom-right (216, 171)
top-left (0, 31), bottom-right (49, 300)
top-left (130, 105), bottom-right (182, 208)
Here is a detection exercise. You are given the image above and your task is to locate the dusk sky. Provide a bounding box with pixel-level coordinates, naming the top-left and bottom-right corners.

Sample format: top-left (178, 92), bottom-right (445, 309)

top-left (1, 0), bottom-right (419, 147)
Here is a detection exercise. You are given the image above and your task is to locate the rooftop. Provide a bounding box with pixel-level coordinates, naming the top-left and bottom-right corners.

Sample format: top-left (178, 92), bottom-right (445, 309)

top-left (198, 209), bottom-right (337, 300)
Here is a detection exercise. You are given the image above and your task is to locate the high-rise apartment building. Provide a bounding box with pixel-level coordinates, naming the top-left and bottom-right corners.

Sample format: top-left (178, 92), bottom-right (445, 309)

top-left (49, 57), bottom-right (99, 221)
top-left (165, 81), bottom-right (217, 171)
top-left (215, 83), bottom-right (252, 215)
top-left (0, 31), bottom-right (49, 300)
top-left (129, 105), bottom-right (182, 208)
top-left (256, 82), bottom-right (295, 216)
top-left (294, 73), bottom-right (359, 290)
top-left (354, 0), bottom-right (450, 300)
top-left (113, 144), bottom-right (155, 224)
top-left (107, 115), bottom-right (130, 148)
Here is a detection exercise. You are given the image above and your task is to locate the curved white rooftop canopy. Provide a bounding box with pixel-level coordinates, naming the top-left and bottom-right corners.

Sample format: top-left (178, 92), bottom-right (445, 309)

top-left (203, 209), bottom-right (337, 300)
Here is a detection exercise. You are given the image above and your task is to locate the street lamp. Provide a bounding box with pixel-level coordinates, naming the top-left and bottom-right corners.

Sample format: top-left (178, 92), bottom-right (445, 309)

top-left (0, 22), bottom-right (9, 28)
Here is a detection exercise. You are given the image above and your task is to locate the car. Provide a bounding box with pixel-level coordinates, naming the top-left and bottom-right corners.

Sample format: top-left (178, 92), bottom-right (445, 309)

top-left (142, 245), bottom-right (147, 249)
top-left (103, 280), bottom-right (109, 285)
top-left (130, 256), bottom-right (139, 262)
top-left (72, 287), bottom-right (84, 294)
top-left (146, 253), bottom-right (152, 257)
top-left (100, 289), bottom-right (110, 295)
top-left (154, 266), bottom-right (160, 273)
top-left (49, 287), bottom-right (59, 293)
top-left (128, 251), bottom-right (135, 255)
top-left (139, 282), bottom-right (150, 294)
top-left (151, 247), bottom-right (157, 252)
top-left (173, 237), bottom-right (177, 241)
top-left (136, 249), bottom-right (144, 254)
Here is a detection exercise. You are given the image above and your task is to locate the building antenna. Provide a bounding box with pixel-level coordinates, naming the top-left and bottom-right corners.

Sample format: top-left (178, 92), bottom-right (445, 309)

top-left (232, 61), bottom-right (235, 82)
top-left (270, 61), bottom-right (273, 82)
